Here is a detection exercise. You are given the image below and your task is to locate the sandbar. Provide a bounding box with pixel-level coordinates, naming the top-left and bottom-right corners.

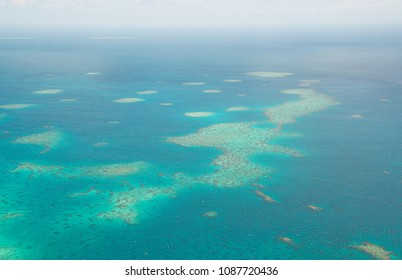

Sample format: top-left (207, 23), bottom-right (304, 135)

top-left (136, 90), bottom-right (159, 95)
top-left (184, 112), bottom-right (215, 118)
top-left (351, 114), bottom-right (363, 119)
top-left (113, 98), bottom-right (144, 103)
top-left (86, 72), bottom-right (100, 75)
top-left (33, 89), bottom-right (63, 94)
top-left (246, 72), bottom-right (293, 78)
top-left (0, 104), bottom-right (34, 110)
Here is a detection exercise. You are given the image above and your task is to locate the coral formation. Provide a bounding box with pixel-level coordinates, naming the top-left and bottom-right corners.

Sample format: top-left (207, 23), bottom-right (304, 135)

top-left (203, 211), bottom-right (218, 218)
top-left (13, 130), bottom-right (62, 153)
top-left (184, 112), bottom-right (215, 118)
top-left (246, 72), bottom-right (293, 78)
top-left (0, 104), bottom-right (34, 109)
top-left (113, 98), bottom-right (144, 103)
top-left (265, 89), bottom-right (339, 125)
top-left (33, 89), bottom-right (63, 94)
top-left (352, 242), bottom-right (393, 260)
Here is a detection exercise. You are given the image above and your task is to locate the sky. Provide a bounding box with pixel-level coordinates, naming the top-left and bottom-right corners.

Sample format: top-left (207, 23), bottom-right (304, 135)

top-left (0, 0), bottom-right (402, 28)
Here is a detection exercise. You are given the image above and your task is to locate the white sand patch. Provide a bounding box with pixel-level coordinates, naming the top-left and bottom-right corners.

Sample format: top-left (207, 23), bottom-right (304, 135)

top-left (223, 79), bottom-right (242, 83)
top-left (351, 114), bottom-right (364, 119)
top-left (237, 94), bottom-right (247, 97)
top-left (184, 112), bottom-right (215, 118)
top-left (60, 99), bottom-right (76, 102)
top-left (160, 103), bottom-right (173, 106)
top-left (380, 98), bottom-right (389, 102)
top-left (226, 106), bottom-right (250, 112)
top-left (136, 90), bottom-right (159, 95)
top-left (182, 82), bottom-right (206, 86)
top-left (86, 72), bottom-right (100, 75)
top-left (33, 89), bottom-right (63, 95)
top-left (113, 98), bottom-right (144, 103)
top-left (0, 104), bottom-right (34, 110)
top-left (203, 90), bottom-right (222, 93)
top-left (246, 71), bottom-right (293, 78)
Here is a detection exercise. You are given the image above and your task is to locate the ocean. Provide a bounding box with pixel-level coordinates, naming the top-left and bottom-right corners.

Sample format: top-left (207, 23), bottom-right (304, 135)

top-left (0, 27), bottom-right (401, 260)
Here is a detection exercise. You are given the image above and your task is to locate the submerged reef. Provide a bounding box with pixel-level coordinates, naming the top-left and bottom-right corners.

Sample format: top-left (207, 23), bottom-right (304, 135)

top-left (33, 89), bottom-right (63, 94)
top-left (0, 212), bottom-right (25, 220)
top-left (254, 190), bottom-right (275, 203)
top-left (12, 161), bottom-right (149, 178)
top-left (203, 211), bottom-right (218, 218)
top-left (0, 247), bottom-right (17, 260)
top-left (0, 104), bottom-right (34, 110)
top-left (222, 79), bottom-right (242, 83)
top-left (0, 114), bottom-right (5, 120)
top-left (113, 98), bottom-right (144, 103)
top-left (181, 82), bottom-right (206, 86)
top-left (246, 72), bottom-right (293, 78)
top-left (203, 90), bottom-right (222, 93)
top-left (226, 106), bottom-right (250, 112)
top-left (98, 186), bottom-right (176, 225)
top-left (167, 122), bottom-right (300, 187)
top-left (308, 205), bottom-right (322, 211)
top-left (265, 89), bottom-right (339, 125)
top-left (184, 112), bottom-right (215, 118)
top-left (13, 130), bottom-right (62, 153)
top-left (279, 237), bottom-right (296, 247)
top-left (79, 162), bottom-right (149, 177)
top-left (352, 242), bottom-right (394, 260)
top-left (136, 90), bottom-right (158, 95)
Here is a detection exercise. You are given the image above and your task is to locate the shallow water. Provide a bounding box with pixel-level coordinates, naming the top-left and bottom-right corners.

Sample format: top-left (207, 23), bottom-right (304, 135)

top-left (0, 28), bottom-right (401, 260)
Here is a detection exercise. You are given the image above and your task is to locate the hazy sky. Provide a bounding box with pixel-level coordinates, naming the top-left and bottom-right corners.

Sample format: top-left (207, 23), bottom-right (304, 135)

top-left (1, 0), bottom-right (402, 27)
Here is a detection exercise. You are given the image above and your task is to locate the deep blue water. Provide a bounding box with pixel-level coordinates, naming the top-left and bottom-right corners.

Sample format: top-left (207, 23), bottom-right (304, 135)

top-left (0, 28), bottom-right (401, 259)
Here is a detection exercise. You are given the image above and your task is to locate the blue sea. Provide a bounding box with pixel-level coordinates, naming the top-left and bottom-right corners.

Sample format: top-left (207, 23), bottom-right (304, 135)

top-left (0, 27), bottom-right (401, 260)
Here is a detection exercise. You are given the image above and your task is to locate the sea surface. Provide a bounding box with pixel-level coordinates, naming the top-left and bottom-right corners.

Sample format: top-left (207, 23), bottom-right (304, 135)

top-left (0, 27), bottom-right (401, 260)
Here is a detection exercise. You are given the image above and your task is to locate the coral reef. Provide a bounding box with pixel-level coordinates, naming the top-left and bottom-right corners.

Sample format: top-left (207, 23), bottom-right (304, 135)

top-left (113, 98), bottom-right (144, 103)
top-left (33, 89), bottom-right (63, 94)
top-left (203, 211), bottom-right (218, 218)
top-left (265, 89), bottom-right (339, 125)
top-left (184, 112), bottom-right (215, 118)
top-left (0, 104), bottom-right (34, 109)
top-left (352, 242), bottom-right (393, 260)
top-left (246, 72), bottom-right (293, 78)
top-left (13, 130), bottom-right (62, 153)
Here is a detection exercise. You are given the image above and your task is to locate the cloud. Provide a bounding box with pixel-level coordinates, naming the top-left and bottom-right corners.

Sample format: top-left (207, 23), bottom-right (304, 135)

top-left (0, 0), bottom-right (401, 27)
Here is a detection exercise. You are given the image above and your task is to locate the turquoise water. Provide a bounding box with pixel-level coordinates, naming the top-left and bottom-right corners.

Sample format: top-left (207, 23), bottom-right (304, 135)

top-left (0, 28), bottom-right (401, 259)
